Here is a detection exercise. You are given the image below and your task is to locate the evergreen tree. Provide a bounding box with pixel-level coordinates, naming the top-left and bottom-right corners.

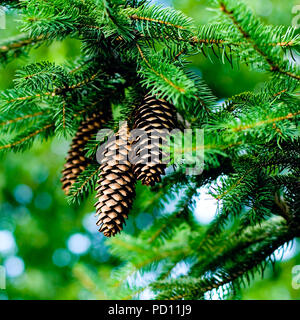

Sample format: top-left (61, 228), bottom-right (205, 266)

top-left (0, 0), bottom-right (299, 300)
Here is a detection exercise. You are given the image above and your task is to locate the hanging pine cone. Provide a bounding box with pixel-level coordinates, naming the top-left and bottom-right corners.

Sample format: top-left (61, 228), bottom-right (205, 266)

top-left (61, 112), bottom-right (107, 195)
top-left (131, 95), bottom-right (178, 186)
top-left (95, 123), bottom-right (136, 237)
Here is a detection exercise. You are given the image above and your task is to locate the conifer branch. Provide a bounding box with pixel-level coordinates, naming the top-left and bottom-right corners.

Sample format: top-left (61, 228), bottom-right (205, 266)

top-left (130, 14), bottom-right (187, 30)
top-left (153, 219), bottom-right (296, 299)
top-left (219, 2), bottom-right (300, 80)
top-left (68, 164), bottom-right (101, 203)
top-left (0, 0), bottom-right (299, 301)
top-left (232, 110), bottom-right (300, 132)
top-left (136, 44), bottom-right (185, 94)
top-left (0, 35), bottom-right (46, 63)
top-left (0, 111), bottom-right (46, 127)
top-left (0, 123), bottom-right (54, 151)
top-left (5, 71), bottom-right (101, 104)
top-left (0, 35), bottom-right (45, 53)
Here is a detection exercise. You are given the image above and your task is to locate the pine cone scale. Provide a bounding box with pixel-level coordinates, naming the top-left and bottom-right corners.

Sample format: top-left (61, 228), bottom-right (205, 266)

top-left (95, 123), bottom-right (136, 237)
top-left (131, 95), bottom-right (178, 186)
top-left (61, 112), bottom-right (107, 195)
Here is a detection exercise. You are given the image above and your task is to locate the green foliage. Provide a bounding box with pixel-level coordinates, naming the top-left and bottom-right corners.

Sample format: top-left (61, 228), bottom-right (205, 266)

top-left (129, 3), bottom-right (194, 41)
top-left (0, 0), bottom-right (299, 300)
top-left (136, 45), bottom-right (198, 105)
top-left (0, 34), bottom-right (46, 64)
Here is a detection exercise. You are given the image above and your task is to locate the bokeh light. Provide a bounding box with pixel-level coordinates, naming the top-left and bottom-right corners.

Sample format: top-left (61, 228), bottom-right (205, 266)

top-left (193, 187), bottom-right (218, 224)
top-left (67, 233), bottom-right (91, 255)
top-left (0, 230), bottom-right (16, 255)
top-left (4, 256), bottom-right (25, 278)
top-left (13, 185), bottom-right (33, 205)
top-left (83, 213), bottom-right (99, 234)
top-left (52, 248), bottom-right (72, 267)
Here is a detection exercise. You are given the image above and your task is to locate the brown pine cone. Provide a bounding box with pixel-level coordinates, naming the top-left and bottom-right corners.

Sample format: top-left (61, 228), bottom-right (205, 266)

top-left (131, 95), bottom-right (178, 186)
top-left (95, 123), bottom-right (136, 237)
top-left (61, 112), bottom-right (107, 195)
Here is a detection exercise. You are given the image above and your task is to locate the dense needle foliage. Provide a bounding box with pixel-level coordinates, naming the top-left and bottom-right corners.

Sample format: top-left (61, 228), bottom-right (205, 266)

top-left (0, 0), bottom-right (299, 300)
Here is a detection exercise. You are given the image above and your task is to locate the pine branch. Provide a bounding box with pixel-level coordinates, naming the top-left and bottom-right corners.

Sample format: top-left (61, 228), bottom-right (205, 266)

top-left (14, 61), bottom-right (70, 91)
top-left (129, 4), bottom-right (193, 40)
top-left (0, 122), bottom-right (54, 152)
top-left (0, 34), bottom-right (45, 64)
top-left (136, 44), bottom-right (197, 105)
top-left (152, 218), bottom-right (297, 300)
top-left (231, 111), bottom-right (300, 133)
top-left (1, 0), bottom-right (22, 8)
top-left (0, 110), bottom-right (49, 132)
top-left (1, 69), bottom-right (103, 111)
top-left (218, 0), bottom-right (300, 80)
top-left (141, 182), bottom-right (199, 245)
top-left (67, 163), bottom-right (101, 204)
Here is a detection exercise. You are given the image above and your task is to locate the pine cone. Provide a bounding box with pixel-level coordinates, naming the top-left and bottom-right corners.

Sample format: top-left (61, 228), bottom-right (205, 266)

top-left (61, 112), bottom-right (107, 195)
top-left (131, 95), bottom-right (177, 186)
top-left (95, 123), bottom-right (136, 237)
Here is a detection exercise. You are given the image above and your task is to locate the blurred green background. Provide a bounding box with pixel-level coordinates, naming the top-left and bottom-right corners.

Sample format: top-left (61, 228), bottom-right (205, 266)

top-left (0, 0), bottom-right (299, 300)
